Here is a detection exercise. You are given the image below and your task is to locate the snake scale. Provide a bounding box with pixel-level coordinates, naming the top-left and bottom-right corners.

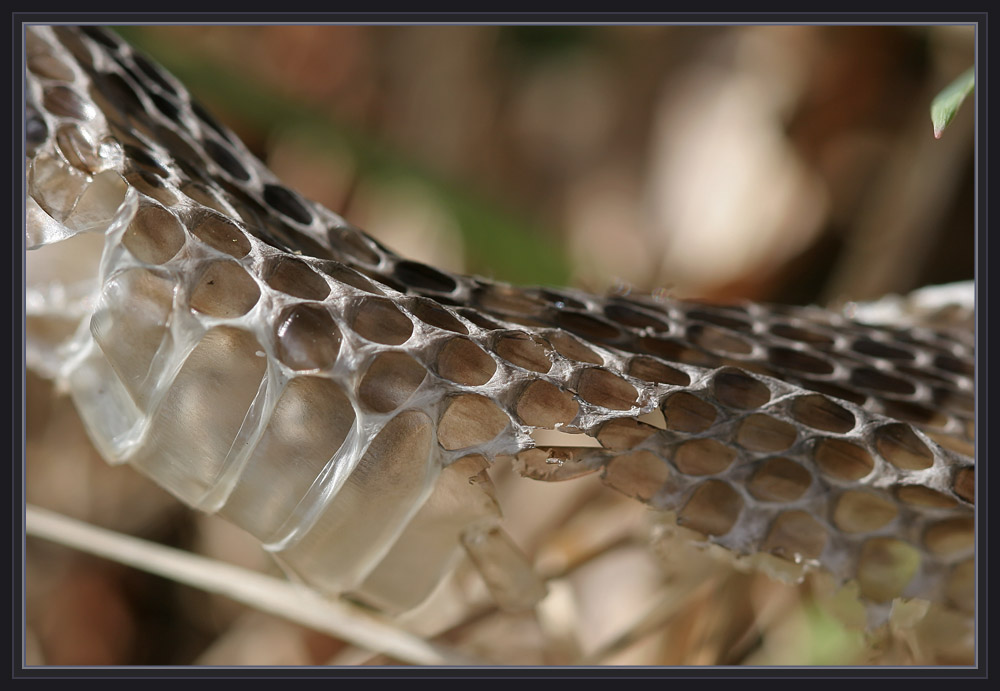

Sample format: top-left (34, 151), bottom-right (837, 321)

top-left (24, 25), bottom-right (975, 625)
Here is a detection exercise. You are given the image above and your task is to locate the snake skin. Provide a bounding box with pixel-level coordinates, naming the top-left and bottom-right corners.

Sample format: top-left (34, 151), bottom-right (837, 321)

top-left (24, 26), bottom-right (975, 619)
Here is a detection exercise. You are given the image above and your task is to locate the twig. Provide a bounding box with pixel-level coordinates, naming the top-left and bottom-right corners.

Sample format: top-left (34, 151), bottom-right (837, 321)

top-left (25, 504), bottom-right (484, 667)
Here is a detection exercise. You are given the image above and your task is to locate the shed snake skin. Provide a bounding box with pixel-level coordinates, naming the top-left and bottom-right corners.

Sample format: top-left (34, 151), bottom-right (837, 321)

top-left (25, 25), bottom-right (975, 625)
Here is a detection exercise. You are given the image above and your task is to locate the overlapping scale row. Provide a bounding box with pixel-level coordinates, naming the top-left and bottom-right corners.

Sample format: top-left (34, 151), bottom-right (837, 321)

top-left (25, 25), bottom-right (974, 619)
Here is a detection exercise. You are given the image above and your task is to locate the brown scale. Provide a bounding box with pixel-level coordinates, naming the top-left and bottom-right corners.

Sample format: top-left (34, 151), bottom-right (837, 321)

top-left (25, 25), bottom-right (974, 621)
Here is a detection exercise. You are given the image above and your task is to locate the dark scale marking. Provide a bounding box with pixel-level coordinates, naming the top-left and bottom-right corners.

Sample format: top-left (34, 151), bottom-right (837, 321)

top-left (80, 26), bottom-right (122, 51)
top-left (263, 183), bottom-right (314, 225)
top-left (394, 260), bottom-right (458, 294)
top-left (604, 301), bottom-right (671, 331)
top-left (204, 137), bottom-right (251, 181)
top-left (26, 105), bottom-right (49, 156)
top-left (124, 144), bottom-right (170, 178)
top-left (148, 91), bottom-right (182, 121)
top-left (91, 71), bottom-right (147, 118)
top-left (132, 51), bottom-right (180, 97)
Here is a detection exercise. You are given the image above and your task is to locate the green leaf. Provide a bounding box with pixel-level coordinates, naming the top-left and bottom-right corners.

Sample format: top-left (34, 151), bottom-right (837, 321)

top-left (931, 67), bottom-right (974, 139)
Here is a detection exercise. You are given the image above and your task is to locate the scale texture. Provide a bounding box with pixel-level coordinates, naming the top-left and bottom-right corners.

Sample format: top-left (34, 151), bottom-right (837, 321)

top-left (25, 26), bottom-right (975, 619)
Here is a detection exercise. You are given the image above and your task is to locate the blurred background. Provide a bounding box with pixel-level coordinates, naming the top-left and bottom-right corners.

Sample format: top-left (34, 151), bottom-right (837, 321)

top-left (117, 24), bottom-right (975, 303)
top-left (25, 23), bottom-right (976, 667)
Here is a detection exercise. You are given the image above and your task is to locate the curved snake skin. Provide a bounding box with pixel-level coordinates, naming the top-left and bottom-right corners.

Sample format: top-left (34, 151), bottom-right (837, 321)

top-left (25, 26), bottom-right (974, 621)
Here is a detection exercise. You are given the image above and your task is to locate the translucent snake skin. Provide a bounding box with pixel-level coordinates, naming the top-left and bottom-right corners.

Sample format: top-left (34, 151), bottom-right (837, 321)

top-left (25, 26), bottom-right (975, 622)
